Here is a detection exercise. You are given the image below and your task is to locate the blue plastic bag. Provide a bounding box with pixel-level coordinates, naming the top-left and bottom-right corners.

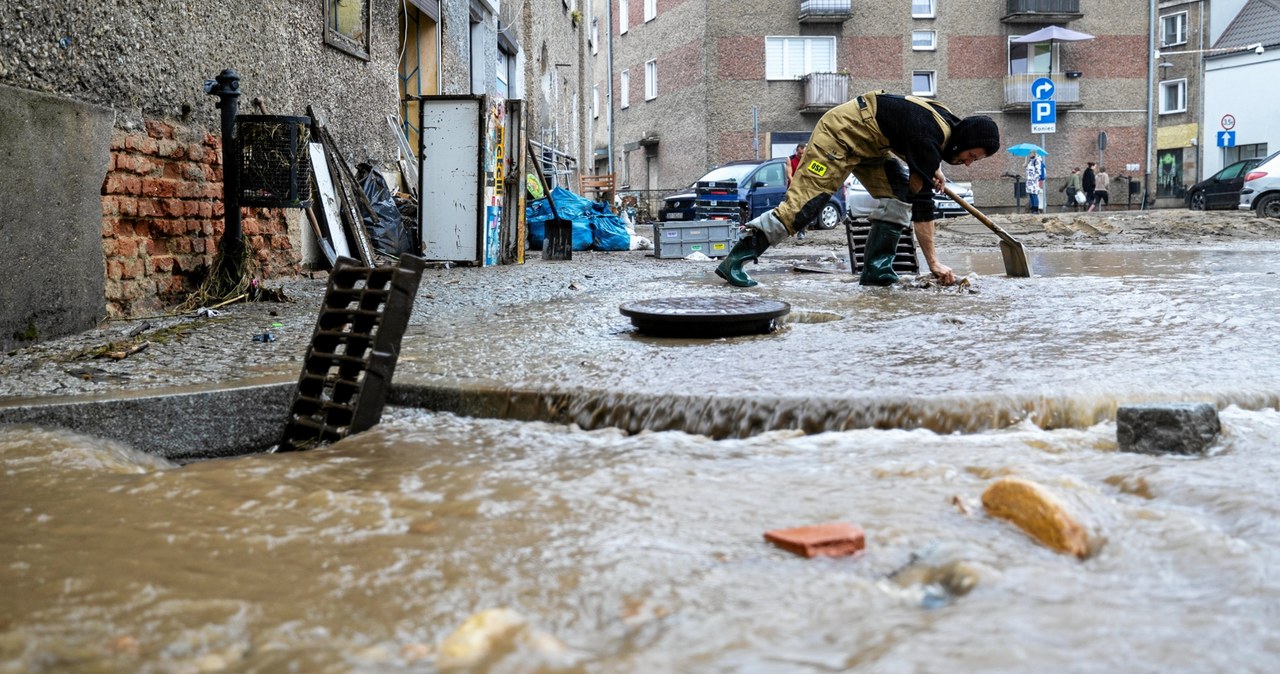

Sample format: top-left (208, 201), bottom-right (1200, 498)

top-left (526, 187), bottom-right (629, 251)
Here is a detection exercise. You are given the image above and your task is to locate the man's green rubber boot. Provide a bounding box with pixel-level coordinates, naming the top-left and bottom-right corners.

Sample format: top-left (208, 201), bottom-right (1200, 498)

top-left (859, 220), bottom-right (907, 286)
top-left (715, 229), bottom-right (771, 287)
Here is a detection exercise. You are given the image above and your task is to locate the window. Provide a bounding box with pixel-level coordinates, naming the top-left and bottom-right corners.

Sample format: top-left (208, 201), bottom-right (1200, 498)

top-left (765, 36), bottom-right (837, 80)
top-left (912, 71), bottom-right (936, 96)
top-left (1009, 38), bottom-right (1052, 74)
top-left (620, 0), bottom-right (629, 34)
top-left (323, 0), bottom-right (371, 60)
top-left (1159, 79), bottom-right (1186, 114)
top-left (593, 84), bottom-right (600, 118)
top-left (645, 60), bottom-right (657, 100)
top-left (1161, 12), bottom-right (1188, 47)
top-left (496, 49), bottom-right (510, 99)
top-left (912, 30), bottom-right (936, 51)
top-left (912, 0), bottom-right (935, 19)
top-left (620, 70), bottom-right (630, 108)
top-left (1228, 143), bottom-right (1268, 164)
top-left (591, 17), bottom-right (599, 54)
top-left (754, 163), bottom-right (786, 189)
top-left (644, 0), bottom-right (656, 22)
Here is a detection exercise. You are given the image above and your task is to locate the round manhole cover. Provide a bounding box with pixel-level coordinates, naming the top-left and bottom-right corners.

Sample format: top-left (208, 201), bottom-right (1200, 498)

top-left (619, 296), bottom-right (791, 337)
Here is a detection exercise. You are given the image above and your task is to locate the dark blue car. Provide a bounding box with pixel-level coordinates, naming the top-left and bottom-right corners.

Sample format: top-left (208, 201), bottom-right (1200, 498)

top-left (682, 158), bottom-right (845, 229)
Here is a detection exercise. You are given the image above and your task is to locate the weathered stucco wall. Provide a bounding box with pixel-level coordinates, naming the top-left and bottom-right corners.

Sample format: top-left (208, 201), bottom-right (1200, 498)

top-left (0, 1), bottom-right (402, 162)
top-left (0, 85), bottom-right (112, 350)
top-left (0, 1), bottom-right (405, 326)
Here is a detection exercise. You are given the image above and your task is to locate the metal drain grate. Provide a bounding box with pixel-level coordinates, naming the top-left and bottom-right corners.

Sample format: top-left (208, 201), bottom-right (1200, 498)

top-left (277, 255), bottom-right (425, 452)
top-left (844, 219), bottom-right (919, 275)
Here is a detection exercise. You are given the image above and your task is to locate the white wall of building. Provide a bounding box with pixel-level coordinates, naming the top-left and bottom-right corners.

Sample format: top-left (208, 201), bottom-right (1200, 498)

top-left (1201, 49), bottom-right (1280, 175)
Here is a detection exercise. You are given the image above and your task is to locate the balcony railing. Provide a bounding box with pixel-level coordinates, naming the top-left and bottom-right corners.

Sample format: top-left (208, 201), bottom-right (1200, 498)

top-left (801, 72), bottom-right (849, 113)
top-left (1002, 0), bottom-right (1083, 24)
top-left (1003, 72), bottom-right (1082, 109)
top-left (799, 0), bottom-right (852, 23)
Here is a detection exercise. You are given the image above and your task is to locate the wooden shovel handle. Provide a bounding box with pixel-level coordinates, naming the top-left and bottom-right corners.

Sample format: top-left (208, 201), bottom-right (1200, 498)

top-left (942, 185), bottom-right (1019, 248)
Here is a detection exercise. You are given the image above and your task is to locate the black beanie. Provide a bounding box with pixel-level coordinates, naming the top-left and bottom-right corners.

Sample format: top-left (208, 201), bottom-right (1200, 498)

top-left (947, 115), bottom-right (1001, 159)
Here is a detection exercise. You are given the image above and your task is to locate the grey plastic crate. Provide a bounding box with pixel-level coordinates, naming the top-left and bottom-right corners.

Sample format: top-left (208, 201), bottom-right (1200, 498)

top-left (655, 220), bottom-right (740, 258)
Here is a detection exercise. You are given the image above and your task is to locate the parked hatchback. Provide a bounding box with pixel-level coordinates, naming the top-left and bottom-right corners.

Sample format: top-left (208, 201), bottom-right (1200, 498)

top-left (1238, 151), bottom-right (1280, 219)
top-left (1186, 158), bottom-right (1262, 210)
top-left (692, 158), bottom-right (846, 229)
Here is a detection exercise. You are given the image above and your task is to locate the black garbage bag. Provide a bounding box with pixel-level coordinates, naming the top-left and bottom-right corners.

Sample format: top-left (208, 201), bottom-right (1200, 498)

top-left (356, 163), bottom-right (413, 256)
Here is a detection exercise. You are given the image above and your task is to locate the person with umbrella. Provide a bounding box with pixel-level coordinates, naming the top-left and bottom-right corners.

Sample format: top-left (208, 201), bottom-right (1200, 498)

top-left (1024, 150), bottom-right (1045, 213)
top-left (715, 90), bottom-right (1000, 288)
top-left (1007, 143), bottom-right (1048, 212)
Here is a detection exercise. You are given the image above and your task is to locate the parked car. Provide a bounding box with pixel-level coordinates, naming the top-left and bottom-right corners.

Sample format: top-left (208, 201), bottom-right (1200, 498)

top-left (658, 184), bottom-right (697, 221)
top-left (843, 172), bottom-right (975, 221)
top-left (691, 158), bottom-right (845, 229)
top-left (1239, 151), bottom-right (1280, 219)
top-left (1186, 158), bottom-right (1262, 210)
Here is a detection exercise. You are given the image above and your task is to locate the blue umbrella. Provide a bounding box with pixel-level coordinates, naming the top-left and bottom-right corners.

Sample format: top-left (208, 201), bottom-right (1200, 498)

top-left (1007, 143), bottom-right (1048, 157)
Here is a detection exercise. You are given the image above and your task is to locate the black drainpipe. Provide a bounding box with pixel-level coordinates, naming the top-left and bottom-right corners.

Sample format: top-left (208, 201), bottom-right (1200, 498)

top-left (203, 69), bottom-right (244, 267)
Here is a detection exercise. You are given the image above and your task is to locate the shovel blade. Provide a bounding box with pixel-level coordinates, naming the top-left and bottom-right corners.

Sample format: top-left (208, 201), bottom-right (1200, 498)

top-left (543, 219), bottom-right (573, 261)
top-left (999, 239), bottom-right (1032, 278)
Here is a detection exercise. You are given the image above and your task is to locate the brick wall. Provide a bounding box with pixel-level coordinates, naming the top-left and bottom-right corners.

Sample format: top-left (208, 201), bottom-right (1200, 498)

top-left (100, 120), bottom-right (299, 317)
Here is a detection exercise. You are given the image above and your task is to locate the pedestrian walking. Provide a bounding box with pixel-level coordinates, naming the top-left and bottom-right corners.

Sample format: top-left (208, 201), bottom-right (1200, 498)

top-left (1082, 162), bottom-right (1097, 212)
top-left (715, 90), bottom-right (1000, 288)
top-left (1088, 166), bottom-right (1111, 212)
top-left (1060, 167), bottom-right (1083, 211)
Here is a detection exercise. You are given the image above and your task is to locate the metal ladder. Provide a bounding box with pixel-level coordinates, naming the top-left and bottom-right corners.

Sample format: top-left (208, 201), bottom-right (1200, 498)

top-left (277, 255), bottom-right (426, 452)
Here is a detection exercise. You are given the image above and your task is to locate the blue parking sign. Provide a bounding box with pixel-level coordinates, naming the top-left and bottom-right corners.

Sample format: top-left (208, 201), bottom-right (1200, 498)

top-left (1031, 100), bottom-right (1056, 133)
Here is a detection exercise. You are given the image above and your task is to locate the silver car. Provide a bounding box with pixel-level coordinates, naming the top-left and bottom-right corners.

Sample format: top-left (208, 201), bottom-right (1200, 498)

top-left (1238, 150), bottom-right (1280, 219)
top-left (843, 173), bottom-right (975, 221)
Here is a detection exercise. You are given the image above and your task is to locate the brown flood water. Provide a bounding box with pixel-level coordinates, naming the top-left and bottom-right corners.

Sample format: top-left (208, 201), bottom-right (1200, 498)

top-left (4, 406), bottom-right (1280, 673)
top-left (4, 245), bottom-right (1280, 672)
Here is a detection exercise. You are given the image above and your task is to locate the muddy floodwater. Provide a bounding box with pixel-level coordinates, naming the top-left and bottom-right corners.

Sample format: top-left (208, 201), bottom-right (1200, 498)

top-left (4, 239), bottom-right (1280, 672)
top-left (4, 408), bottom-right (1280, 673)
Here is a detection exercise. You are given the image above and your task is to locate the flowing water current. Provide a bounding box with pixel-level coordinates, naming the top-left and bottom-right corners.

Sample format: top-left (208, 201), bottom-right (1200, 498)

top-left (4, 407), bottom-right (1280, 673)
top-left (4, 246), bottom-right (1280, 672)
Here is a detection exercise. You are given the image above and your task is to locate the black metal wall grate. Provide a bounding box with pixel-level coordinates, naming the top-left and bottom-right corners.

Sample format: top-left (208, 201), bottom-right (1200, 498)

top-left (237, 114), bottom-right (313, 209)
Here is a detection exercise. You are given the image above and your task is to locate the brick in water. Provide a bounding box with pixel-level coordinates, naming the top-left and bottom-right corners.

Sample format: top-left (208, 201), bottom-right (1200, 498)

top-left (1116, 403), bottom-right (1220, 455)
top-left (764, 522), bottom-right (866, 558)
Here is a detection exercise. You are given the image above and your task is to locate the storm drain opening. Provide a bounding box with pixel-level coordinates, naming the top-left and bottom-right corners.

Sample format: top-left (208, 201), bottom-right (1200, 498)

top-left (277, 255), bottom-right (426, 452)
top-left (844, 219), bottom-right (919, 275)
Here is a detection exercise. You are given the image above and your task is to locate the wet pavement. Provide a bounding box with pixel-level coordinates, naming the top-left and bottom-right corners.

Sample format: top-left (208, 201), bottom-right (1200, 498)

top-left (2, 213), bottom-right (1280, 445)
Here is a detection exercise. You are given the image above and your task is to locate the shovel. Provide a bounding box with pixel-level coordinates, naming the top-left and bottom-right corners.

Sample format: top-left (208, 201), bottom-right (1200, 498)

top-left (527, 141), bottom-right (572, 260)
top-left (943, 185), bottom-right (1032, 278)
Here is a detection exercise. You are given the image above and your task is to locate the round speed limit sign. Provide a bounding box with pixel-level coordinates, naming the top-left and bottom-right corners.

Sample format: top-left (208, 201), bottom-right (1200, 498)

top-left (1221, 114), bottom-right (1236, 130)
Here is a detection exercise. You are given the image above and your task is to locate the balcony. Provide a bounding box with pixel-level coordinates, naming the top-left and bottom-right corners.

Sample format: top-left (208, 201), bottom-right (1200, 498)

top-left (1003, 72), bottom-right (1082, 110)
top-left (1002, 0), bottom-right (1083, 24)
top-left (801, 72), bottom-right (848, 113)
top-left (799, 0), bottom-right (852, 24)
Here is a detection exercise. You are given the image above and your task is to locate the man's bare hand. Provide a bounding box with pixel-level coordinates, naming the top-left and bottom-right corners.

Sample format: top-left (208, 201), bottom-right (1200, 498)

top-left (933, 168), bottom-right (947, 192)
top-left (931, 262), bottom-right (956, 286)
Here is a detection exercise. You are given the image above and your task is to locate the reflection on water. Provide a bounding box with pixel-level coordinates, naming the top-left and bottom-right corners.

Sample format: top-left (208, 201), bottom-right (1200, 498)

top-left (5, 407), bottom-right (1280, 672)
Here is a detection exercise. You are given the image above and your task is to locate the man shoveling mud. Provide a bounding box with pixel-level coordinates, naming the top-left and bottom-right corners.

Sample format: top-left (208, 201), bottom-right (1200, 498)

top-left (716, 90), bottom-right (1001, 287)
